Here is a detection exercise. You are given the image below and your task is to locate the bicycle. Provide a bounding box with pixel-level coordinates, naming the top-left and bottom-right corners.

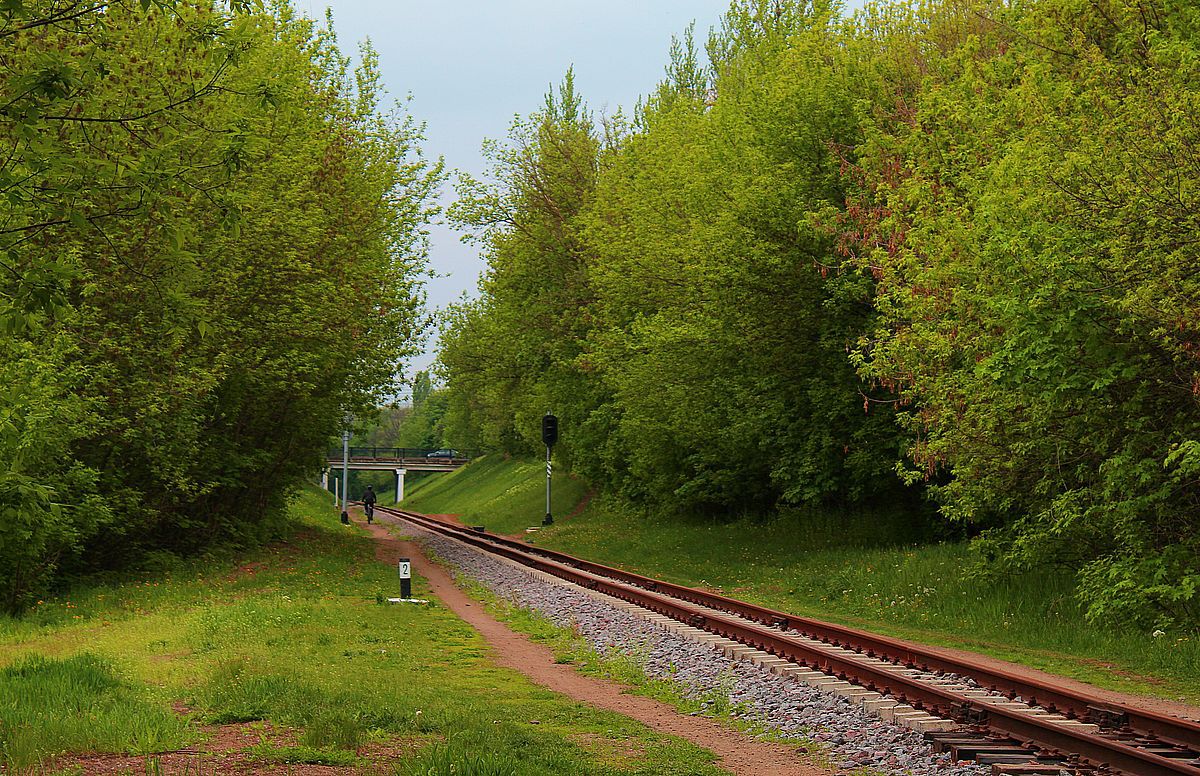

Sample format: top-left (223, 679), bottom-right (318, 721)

top-left (364, 501), bottom-right (374, 524)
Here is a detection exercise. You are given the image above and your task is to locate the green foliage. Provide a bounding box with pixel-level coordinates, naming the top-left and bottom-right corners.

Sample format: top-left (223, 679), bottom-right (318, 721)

top-left (436, 0), bottom-right (1200, 628)
top-left (441, 68), bottom-right (602, 464)
top-left (0, 2), bottom-right (441, 609)
top-left (391, 373), bottom-right (451, 449)
top-left (441, 5), bottom-right (910, 517)
top-left (841, 0), bottom-right (1200, 627)
top-left (580, 5), bottom-right (906, 511)
top-left (0, 653), bottom-right (192, 771)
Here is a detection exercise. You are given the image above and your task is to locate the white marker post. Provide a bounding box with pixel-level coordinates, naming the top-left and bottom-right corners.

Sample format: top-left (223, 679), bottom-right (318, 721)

top-left (398, 557), bottom-right (411, 600)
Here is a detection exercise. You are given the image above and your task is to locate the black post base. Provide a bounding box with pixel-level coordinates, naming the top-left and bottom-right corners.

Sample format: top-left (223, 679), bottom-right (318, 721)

top-left (400, 578), bottom-right (411, 599)
top-left (340, 511), bottom-right (349, 525)
top-left (543, 514), bottom-right (554, 525)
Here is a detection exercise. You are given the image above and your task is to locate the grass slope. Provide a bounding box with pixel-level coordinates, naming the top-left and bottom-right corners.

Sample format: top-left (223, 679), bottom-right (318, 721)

top-left (401, 454), bottom-right (590, 534)
top-left (0, 486), bottom-right (724, 775)
top-left (403, 456), bottom-right (1200, 705)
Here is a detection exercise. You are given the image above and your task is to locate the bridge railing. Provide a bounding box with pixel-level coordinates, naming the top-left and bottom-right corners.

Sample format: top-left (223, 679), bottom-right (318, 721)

top-left (326, 447), bottom-right (475, 461)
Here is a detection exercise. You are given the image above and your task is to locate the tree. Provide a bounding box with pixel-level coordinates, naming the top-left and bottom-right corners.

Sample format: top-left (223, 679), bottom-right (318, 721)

top-left (843, 0), bottom-right (1200, 627)
top-left (442, 70), bottom-right (603, 464)
top-left (0, 1), bottom-right (441, 609)
top-left (577, 0), bottom-right (907, 512)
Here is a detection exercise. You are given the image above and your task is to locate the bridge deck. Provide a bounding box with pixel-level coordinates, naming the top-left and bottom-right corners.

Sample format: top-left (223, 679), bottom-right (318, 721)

top-left (324, 457), bottom-right (466, 472)
top-left (325, 447), bottom-right (473, 472)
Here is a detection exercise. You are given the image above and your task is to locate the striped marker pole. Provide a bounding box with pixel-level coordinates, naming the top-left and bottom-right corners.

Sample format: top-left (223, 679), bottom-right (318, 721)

top-left (541, 413), bottom-right (557, 526)
top-left (543, 445), bottom-right (553, 525)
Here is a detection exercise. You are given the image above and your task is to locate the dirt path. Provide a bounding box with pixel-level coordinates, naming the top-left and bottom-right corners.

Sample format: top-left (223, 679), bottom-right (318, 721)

top-left (56, 717), bottom-right (409, 775)
top-left (361, 515), bottom-right (827, 776)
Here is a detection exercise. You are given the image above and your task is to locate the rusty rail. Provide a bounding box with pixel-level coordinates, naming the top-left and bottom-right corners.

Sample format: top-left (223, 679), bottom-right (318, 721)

top-left (374, 505), bottom-right (1200, 776)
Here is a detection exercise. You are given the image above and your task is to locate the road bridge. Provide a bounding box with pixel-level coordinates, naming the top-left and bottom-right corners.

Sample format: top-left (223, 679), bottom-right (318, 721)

top-left (322, 447), bottom-right (473, 503)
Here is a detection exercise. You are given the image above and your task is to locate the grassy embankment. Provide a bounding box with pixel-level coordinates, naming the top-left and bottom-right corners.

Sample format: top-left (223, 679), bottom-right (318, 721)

top-left (396, 454), bottom-right (589, 527)
top-left (401, 455), bottom-right (1200, 705)
top-left (0, 486), bottom-right (726, 775)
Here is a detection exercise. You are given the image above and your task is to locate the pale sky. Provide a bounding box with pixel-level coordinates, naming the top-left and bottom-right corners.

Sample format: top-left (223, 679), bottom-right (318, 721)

top-left (309, 1), bottom-right (861, 381)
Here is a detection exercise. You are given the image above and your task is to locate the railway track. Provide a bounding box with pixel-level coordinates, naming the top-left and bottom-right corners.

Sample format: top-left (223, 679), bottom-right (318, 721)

top-left (371, 504), bottom-right (1200, 776)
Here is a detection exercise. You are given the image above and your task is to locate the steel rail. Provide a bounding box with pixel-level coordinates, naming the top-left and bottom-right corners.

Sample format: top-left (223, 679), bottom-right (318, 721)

top-left (376, 506), bottom-right (1200, 747)
top-left (374, 505), bottom-right (1200, 776)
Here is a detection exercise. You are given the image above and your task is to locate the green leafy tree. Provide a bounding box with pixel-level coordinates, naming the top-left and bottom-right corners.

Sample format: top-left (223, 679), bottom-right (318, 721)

top-left (441, 1), bottom-right (912, 515)
top-left (578, 1), bottom-right (907, 512)
top-left (438, 0), bottom-right (1200, 628)
top-left (442, 70), bottom-right (603, 463)
top-left (0, 1), bottom-right (441, 609)
top-left (844, 0), bottom-right (1200, 627)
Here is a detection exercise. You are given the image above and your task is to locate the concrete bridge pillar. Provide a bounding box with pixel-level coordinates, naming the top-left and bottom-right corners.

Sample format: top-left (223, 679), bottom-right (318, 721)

top-left (395, 468), bottom-right (406, 504)
top-left (320, 469), bottom-right (329, 491)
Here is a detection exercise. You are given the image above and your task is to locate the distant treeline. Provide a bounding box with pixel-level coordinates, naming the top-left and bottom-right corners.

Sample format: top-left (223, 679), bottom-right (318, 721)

top-left (436, 0), bottom-right (1200, 629)
top-left (0, 1), bottom-right (440, 611)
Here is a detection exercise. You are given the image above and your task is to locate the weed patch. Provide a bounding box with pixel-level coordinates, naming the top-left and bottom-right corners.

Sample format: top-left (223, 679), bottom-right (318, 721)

top-left (0, 653), bottom-right (191, 772)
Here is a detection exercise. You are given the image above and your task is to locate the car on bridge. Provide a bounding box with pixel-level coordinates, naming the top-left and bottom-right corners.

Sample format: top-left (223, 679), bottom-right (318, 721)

top-left (425, 449), bottom-right (460, 459)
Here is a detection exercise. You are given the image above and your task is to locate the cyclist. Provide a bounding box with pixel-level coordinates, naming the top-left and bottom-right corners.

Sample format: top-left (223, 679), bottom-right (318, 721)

top-left (362, 485), bottom-right (377, 524)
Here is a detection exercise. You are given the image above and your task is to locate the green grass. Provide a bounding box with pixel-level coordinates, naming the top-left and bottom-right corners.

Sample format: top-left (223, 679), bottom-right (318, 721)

top-left (402, 456), bottom-right (1200, 705)
top-left (0, 486), bottom-right (727, 775)
top-left (401, 454), bottom-right (590, 535)
top-left (540, 499), bottom-right (1200, 703)
top-left (397, 470), bottom-right (442, 502)
top-left (0, 653), bottom-right (191, 770)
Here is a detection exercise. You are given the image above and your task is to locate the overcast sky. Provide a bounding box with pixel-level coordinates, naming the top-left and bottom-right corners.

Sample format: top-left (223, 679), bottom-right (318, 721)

top-left (308, 1), bottom-right (860, 381)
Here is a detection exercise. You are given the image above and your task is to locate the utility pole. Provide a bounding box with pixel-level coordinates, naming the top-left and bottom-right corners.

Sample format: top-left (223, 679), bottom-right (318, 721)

top-left (340, 424), bottom-right (350, 525)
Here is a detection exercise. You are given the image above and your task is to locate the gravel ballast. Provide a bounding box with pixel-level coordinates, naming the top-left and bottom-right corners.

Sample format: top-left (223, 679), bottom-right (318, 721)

top-left (411, 525), bottom-right (990, 776)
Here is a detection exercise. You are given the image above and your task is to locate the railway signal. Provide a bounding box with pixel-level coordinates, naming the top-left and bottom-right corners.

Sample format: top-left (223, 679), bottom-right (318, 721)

top-left (542, 413), bottom-right (557, 525)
